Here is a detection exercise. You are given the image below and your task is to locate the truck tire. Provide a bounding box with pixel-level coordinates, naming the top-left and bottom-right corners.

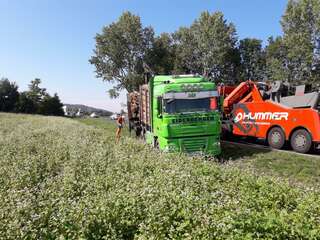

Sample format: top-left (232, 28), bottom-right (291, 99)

top-left (267, 127), bottom-right (285, 149)
top-left (290, 129), bottom-right (312, 153)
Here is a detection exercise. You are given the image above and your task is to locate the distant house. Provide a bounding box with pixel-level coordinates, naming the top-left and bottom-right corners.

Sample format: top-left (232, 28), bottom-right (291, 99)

top-left (76, 108), bottom-right (83, 117)
top-left (63, 105), bottom-right (74, 117)
top-left (63, 104), bottom-right (113, 117)
top-left (90, 112), bottom-right (98, 118)
top-left (62, 105), bottom-right (78, 117)
top-left (62, 105), bottom-right (68, 116)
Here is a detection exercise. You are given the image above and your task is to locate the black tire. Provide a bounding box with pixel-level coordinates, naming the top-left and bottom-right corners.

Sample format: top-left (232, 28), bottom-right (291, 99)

top-left (267, 127), bottom-right (285, 149)
top-left (290, 129), bottom-right (312, 153)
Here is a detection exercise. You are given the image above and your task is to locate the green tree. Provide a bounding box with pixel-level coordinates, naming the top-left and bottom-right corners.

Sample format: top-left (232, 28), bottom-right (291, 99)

top-left (174, 11), bottom-right (239, 82)
top-left (173, 26), bottom-right (202, 74)
top-left (239, 38), bottom-right (266, 81)
top-left (265, 36), bottom-right (290, 82)
top-left (38, 93), bottom-right (64, 116)
top-left (27, 78), bottom-right (47, 103)
top-left (0, 78), bottom-right (19, 112)
top-left (90, 12), bottom-right (154, 98)
top-left (146, 33), bottom-right (176, 75)
top-left (281, 0), bottom-right (320, 84)
top-left (15, 92), bottom-right (37, 114)
top-left (23, 78), bottom-right (48, 113)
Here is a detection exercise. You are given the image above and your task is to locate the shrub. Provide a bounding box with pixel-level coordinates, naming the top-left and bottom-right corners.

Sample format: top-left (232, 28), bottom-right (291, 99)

top-left (0, 113), bottom-right (319, 239)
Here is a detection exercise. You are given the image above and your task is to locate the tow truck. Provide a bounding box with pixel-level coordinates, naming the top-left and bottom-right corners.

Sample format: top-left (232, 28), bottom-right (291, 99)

top-left (219, 80), bottom-right (320, 153)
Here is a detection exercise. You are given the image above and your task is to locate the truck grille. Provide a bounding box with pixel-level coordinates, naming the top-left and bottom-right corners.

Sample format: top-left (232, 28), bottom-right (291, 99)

top-left (182, 138), bottom-right (207, 152)
top-left (172, 116), bottom-right (214, 124)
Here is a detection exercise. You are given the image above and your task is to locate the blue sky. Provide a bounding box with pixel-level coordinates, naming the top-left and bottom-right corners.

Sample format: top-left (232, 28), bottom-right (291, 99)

top-left (0, 0), bottom-right (287, 112)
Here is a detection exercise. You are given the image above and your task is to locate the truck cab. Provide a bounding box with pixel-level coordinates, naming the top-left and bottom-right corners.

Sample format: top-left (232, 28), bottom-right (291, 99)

top-left (143, 75), bottom-right (221, 156)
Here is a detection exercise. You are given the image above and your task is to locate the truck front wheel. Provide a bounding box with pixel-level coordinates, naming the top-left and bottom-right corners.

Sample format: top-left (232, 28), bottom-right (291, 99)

top-left (267, 127), bottom-right (285, 149)
top-left (290, 129), bottom-right (312, 153)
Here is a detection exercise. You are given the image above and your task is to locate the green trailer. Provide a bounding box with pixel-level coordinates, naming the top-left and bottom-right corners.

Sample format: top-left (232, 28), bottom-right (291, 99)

top-left (127, 75), bottom-right (221, 156)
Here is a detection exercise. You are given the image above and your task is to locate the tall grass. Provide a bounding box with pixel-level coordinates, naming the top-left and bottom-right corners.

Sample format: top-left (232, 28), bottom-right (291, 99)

top-left (0, 113), bottom-right (320, 239)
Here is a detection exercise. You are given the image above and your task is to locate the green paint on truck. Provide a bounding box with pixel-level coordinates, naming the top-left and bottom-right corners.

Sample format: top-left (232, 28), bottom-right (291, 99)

top-left (128, 75), bottom-right (221, 156)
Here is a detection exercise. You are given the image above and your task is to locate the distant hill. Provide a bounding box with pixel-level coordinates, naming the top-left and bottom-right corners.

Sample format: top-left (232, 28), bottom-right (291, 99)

top-left (64, 104), bottom-right (113, 117)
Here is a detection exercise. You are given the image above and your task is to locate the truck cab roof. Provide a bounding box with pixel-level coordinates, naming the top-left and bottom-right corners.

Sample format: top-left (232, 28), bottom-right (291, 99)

top-left (153, 75), bottom-right (209, 85)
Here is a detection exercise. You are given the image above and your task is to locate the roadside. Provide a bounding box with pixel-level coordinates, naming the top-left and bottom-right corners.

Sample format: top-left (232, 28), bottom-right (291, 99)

top-left (2, 113), bottom-right (320, 238)
top-left (221, 141), bottom-right (320, 188)
top-left (78, 117), bottom-right (320, 188)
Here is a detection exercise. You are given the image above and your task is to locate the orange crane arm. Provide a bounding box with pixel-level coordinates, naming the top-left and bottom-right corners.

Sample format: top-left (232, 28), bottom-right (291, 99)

top-left (223, 80), bottom-right (263, 114)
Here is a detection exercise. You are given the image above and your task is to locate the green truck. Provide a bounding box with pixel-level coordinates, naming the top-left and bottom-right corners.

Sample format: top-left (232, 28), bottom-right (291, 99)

top-left (127, 75), bottom-right (221, 156)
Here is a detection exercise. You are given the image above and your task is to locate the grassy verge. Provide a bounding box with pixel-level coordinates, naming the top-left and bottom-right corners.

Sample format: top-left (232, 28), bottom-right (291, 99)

top-left (1, 114), bottom-right (320, 239)
top-left (80, 117), bottom-right (320, 187)
top-left (221, 142), bottom-right (320, 187)
top-left (77, 117), bottom-right (117, 130)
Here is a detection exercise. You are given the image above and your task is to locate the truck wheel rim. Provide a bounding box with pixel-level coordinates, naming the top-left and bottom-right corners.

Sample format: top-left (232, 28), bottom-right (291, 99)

top-left (295, 135), bottom-right (306, 148)
top-left (272, 132), bottom-right (281, 144)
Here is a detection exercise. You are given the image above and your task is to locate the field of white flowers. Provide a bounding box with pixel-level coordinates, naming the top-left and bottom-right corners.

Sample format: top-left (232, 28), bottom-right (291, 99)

top-left (1, 113), bottom-right (320, 239)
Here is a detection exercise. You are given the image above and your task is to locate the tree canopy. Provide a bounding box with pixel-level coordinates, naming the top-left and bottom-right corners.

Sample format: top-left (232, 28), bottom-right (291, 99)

top-left (173, 11), bottom-right (239, 82)
top-left (0, 77), bottom-right (64, 116)
top-left (90, 12), bottom-right (154, 98)
top-left (38, 93), bottom-right (64, 116)
top-left (91, 11), bottom-right (241, 96)
top-left (91, 1), bottom-right (320, 98)
top-left (239, 38), bottom-right (266, 81)
top-left (280, 0), bottom-right (320, 84)
top-left (0, 78), bottom-right (19, 112)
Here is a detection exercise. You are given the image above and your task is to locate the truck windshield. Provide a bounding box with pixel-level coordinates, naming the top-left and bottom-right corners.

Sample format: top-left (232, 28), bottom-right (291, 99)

top-left (164, 98), bottom-right (212, 114)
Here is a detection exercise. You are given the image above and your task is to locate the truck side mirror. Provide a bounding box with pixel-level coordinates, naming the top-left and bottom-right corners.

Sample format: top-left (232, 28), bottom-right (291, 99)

top-left (157, 96), bottom-right (163, 118)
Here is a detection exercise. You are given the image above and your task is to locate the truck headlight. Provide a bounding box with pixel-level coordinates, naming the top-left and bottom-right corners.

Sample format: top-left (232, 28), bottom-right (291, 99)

top-left (165, 144), bottom-right (177, 152)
